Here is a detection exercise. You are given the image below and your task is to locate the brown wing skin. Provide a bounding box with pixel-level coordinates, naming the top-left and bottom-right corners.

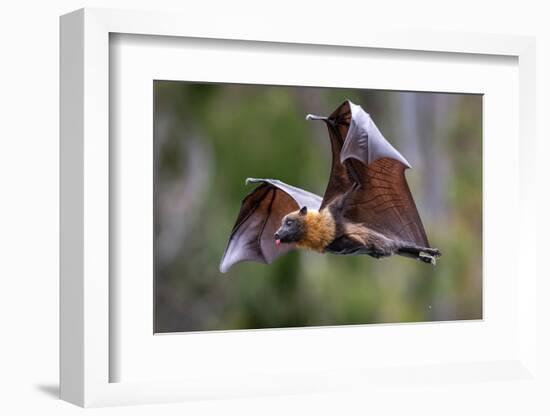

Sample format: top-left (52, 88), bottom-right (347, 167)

top-left (313, 101), bottom-right (355, 209)
top-left (219, 178), bottom-right (322, 273)
top-left (341, 158), bottom-right (429, 247)
top-left (310, 100), bottom-right (429, 247)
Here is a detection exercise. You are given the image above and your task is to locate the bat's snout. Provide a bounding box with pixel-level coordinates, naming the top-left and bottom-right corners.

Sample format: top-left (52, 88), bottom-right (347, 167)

top-left (274, 232), bottom-right (282, 247)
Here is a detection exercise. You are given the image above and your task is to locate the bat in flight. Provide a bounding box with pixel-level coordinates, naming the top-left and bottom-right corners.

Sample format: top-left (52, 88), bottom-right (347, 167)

top-left (220, 100), bottom-right (441, 273)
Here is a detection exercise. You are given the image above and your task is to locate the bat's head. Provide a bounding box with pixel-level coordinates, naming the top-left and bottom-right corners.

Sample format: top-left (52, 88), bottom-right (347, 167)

top-left (274, 206), bottom-right (308, 246)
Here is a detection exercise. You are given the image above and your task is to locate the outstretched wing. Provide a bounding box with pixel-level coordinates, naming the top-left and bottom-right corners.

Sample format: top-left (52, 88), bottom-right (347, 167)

top-left (311, 100), bottom-right (429, 247)
top-left (219, 178), bottom-right (322, 273)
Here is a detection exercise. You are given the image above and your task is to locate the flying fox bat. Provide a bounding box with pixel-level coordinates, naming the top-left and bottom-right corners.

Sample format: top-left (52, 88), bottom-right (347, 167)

top-left (219, 100), bottom-right (441, 273)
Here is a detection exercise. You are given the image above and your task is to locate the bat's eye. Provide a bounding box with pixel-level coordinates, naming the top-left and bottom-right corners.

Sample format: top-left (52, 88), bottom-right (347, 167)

top-left (285, 220), bottom-right (293, 226)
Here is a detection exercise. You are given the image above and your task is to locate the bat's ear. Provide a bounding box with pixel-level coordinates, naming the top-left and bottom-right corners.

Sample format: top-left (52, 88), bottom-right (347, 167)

top-left (299, 206), bottom-right (308, 216)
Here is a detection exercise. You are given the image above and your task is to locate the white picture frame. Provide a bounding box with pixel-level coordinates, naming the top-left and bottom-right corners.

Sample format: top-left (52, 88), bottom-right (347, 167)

top-left (60, 8), bottom-right (538, 408)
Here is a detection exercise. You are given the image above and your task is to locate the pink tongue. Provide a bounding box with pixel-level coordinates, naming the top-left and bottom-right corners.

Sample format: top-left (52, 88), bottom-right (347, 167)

top-left (275, 239), bottom-right (281, 247)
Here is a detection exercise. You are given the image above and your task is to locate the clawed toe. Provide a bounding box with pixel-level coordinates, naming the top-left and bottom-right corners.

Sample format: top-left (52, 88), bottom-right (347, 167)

top-left (419, 251), bottom-right (438, 265)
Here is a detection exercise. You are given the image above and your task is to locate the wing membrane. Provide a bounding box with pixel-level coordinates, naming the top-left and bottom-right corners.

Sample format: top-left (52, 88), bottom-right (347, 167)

top-left (219, 178), bottom-right (322, 273)
top-left (317, 102), bottom-right (355, 209)
top-left (342, 158), bottom-right (429, 247)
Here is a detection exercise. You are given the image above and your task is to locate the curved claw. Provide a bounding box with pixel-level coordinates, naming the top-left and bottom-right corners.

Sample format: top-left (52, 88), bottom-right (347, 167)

top-left (305, 114), bottom-right (327, 121)
top-left (419, 251), bottom-right (437, 265)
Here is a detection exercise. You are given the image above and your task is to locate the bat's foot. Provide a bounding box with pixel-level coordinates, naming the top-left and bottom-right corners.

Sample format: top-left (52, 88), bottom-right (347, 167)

top-left (418, 248), bottom-right (441, 265)
top-left (419, 252), bottom-right (437, 265)
top-left (397, 245), bottom-right (441, 265)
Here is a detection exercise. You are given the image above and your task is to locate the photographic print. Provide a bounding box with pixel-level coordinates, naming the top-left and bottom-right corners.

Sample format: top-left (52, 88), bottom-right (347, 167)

top-left (154, 82), bottom-right (482, 333)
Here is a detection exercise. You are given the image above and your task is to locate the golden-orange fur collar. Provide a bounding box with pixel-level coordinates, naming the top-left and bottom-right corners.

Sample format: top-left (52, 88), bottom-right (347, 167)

top-left (297, 210), bottom-right (336, 252)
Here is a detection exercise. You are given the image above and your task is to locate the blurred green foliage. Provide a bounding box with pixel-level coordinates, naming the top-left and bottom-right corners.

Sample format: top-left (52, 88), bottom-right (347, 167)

top-left (154, 81), bottom-right (482, 333)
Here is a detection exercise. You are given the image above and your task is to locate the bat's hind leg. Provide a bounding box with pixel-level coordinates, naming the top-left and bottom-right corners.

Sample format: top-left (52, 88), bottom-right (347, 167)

top-left (397, 244), bottom-right (441, 265)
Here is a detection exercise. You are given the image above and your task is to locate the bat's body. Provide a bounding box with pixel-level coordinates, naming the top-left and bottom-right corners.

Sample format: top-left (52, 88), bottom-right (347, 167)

top-left (220, 100), bottom-right (441, 273)
top-left (276, 197), bottom-right (439, 263)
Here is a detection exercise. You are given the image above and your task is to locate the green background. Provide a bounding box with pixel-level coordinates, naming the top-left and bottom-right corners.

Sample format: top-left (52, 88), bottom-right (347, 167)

top-left (154, 81), bottom-right (482, 333)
